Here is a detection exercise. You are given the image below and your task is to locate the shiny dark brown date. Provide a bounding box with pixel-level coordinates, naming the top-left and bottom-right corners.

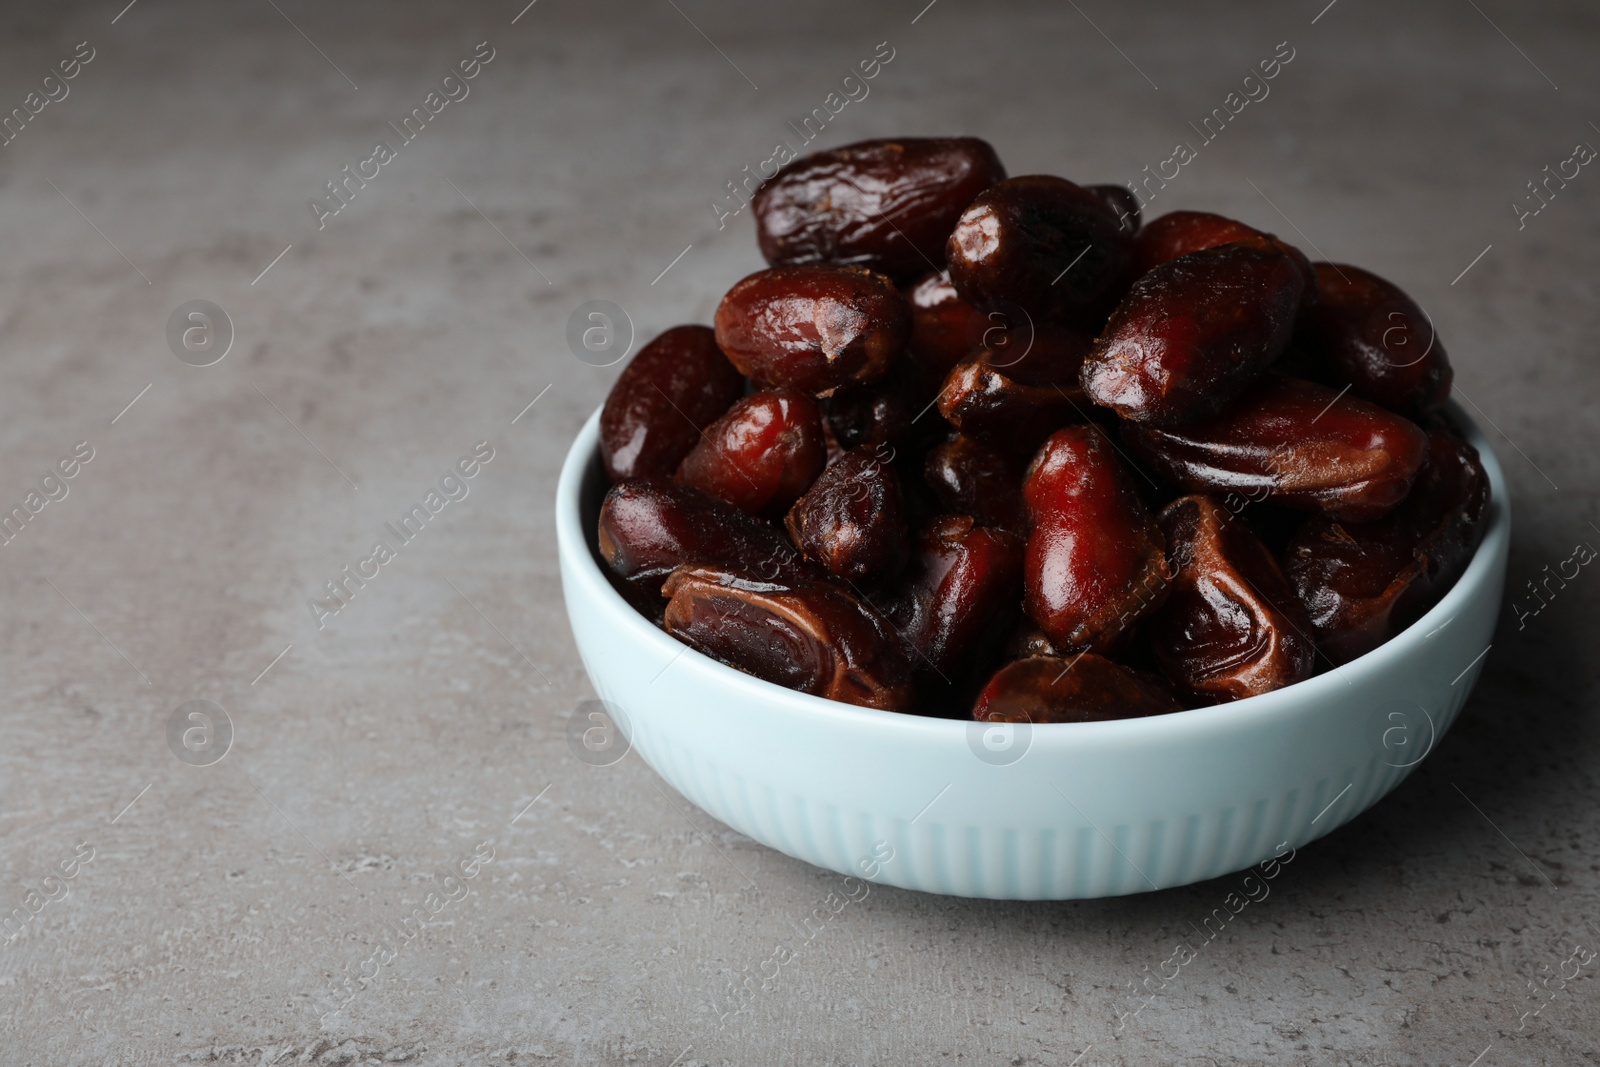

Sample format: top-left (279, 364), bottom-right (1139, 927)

top-left (786, 445), bottom-right (910, 582)
top-left (714, 265), bottom-right (910, 394)
top-left (597, 480), bottom-right (806, 610)
top-left (819, 363), bottom-right (922, 452)
top-left (662, 564), bottom-right (915, 710)
top-left (945, 175), bottom-right (1131, 323)
top-left (599, 325), bottom-right (745, 482)
top-left (676, 389), bottom-right (827, 519)
top-left (1022, 426), bottom-right (1170, 652)
top-left (1150, 495), bottom-right (1314, 701)
top-left (902, 269), bottom-right (994, 389)
top-left (936, 328), bottom-right (1091, 455)
top-left (1131, 210), bottom-right (1315, 297)
top-left (923, 435), bottom-right (1025, 533)
top-left (1081, 242), bottom-right (1306, 427)
top-left (972, 654), bottom-right (1181, 723)
top-left (1122, 375), bottom-right (1429, 522)
top-left (882, 515), bottom-right (1024, 682)
top-left (1295, 262), bottom-right (1453, 417)
top-left (1285, 427), bottom-right (1488, 662)
top-left (752, 137), bottom-right (1007, 280)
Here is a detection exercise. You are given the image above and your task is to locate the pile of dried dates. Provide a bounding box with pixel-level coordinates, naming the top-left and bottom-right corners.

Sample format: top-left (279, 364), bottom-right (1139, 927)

top-left (595, 136), bottom-right (1488, 724)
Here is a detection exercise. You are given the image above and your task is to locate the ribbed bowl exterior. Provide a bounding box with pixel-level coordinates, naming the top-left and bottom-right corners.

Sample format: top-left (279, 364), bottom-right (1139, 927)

top-left (558, 405), bottom-right (1509, 899)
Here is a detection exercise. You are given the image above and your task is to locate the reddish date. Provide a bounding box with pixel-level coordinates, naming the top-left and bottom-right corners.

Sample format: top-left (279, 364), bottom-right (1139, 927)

top-left (676, 389), bottom-right (827, 519)
top-left (972, 654), bottom-right (1181, 723)
top-left (1131, 210), bottom-right (1315, 296)
top-left (819, 363), bottom-right (923, 452)
top-left (937, 327), bottom-right (1092, 454)
top-left (1150, 495), bottom-right (1314, 701)
top-left (1081, 242), bottom-right (1306, 427)
top-left (1295, 262), bottom-right (1453, 417)
top-left (1022, 426), bottom-right (1171, 652)
top-left (1122, 375), bottom-right (1429, 522)
top-left (923, 435), bottom-right (1025, 533)
top-left (599, 325), bottom-right (745, 482)
top-left (662, 564), bottom-right (915, 710)
top-left (786, 445), bottom-right (910, 582)
top-left (902, 269), bottom-right (994, 388)
top-left (752, 137), bottom-right (1007, 280)
top-left (714, 265), bottom-right (910, 394)
top-left (882, 515), bottom-right (1024, 682)
top-left (1285, 427), bottom-right (1488, 662)
top-left (597, 480), bottom-right (806, 610)
top-left (945, 175), bottom-right (1131, 323)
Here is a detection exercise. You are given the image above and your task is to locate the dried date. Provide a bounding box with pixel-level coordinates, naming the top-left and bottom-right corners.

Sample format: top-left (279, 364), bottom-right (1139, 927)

top-left (1285, 427), bottom-right (1488, 661)
top-left (786, 445), bottom-right (910, 582)
top-left (945, 175), bottom-right (1131, 323)
top-left (662, 564), bottom-right (915, 710)
top-left (1150, 494), bottom-right (1314, 701)
top-left (676, 389), bottom-right (827, 518)
top-left (1122, 375), bottom-right (1429, 522)
top-left (597, 480), bottom-right (807, 609)
top-left (902, 269), bottom-right (994, 389)
top-left (972, 654), bottom-right (1182, 723)
top-left (1131, 210), bottom-right (1315, 296)
top-left (752, 137), bottom-right (1007, 280)
top-left (881, 515), bottom-right (1024, 683)
top-left (599, 325), bottom-right (745, 482)
top-left (1022, 425), bottom-right (1171, 652)
top-left (936, 325), bottom-right (1092, 454)
top-left (714, 265), bottom-right (910, 394)
top-left (1081, 242), bottom-right (1306, 427)
top-left (1295, 262), bottom-right (1453, 417)
top-left (923, 435), bottom-right (1025, 532)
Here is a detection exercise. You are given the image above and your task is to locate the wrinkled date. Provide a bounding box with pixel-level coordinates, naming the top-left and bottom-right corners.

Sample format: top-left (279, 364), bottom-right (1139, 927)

top-left (599, 325), bottom-right (745, 482)
top-left (714, 265), bottom-right (910, 394)
top-left (945, 175), bottom-right (1131, 323)
top-left (662, 565), bottom-right (915, 710)
top-left (1149, 494), bottom-right (1314, 701)
top-left (1130, 210), bottom-right (1315, 295)
top-left (597, 480), bottom-right (806, 609)
top-left (676, 389), bottom-right (827, 519)
top-left (1123, 375), bottom-right (1429, 522)
top-left (882, 515), bottom-right (1024, 683)
top-left (1081, 242), bottom-right (1307, 427)
top-left (1295, 262), bottom-right (1453, 417)
top-left (820, 364), bottom-right (922, 452)
top-left (786, 445), bottom-right (910, 582)
top-left (1022, 426), bottom-right (1171, 652)
top-left (937, 325), bottom-right (1092, 453)
top-left (1285, 428), bottom-right (1488, 662)
top-left (972, 654), bottom-right (1181, 723)
top-left (752, 137), bottom-right (1007, 280)
top-left (923, 435), bottom-right (1025, 533)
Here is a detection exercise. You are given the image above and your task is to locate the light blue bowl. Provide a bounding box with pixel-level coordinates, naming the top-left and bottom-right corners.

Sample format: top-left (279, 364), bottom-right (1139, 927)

top-left (557, 403), bottom-right (1509, 899)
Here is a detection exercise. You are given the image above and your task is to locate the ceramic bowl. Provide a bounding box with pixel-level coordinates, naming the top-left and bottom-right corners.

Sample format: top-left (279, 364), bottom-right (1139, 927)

top-left (555, 404), bottom-right (1509, 899)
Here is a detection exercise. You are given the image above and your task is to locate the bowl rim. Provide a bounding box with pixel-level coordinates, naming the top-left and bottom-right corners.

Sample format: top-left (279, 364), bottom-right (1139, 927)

top-left (557, 399), bottom-right (1510, 740)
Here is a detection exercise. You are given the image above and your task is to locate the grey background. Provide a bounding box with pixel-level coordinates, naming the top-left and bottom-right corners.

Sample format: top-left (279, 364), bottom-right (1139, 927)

top-left (0, 0), bottom-right (1596, 1063)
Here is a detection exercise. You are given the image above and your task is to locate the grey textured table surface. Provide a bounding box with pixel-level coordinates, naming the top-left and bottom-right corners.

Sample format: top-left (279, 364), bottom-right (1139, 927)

top-left (1, 1), bottom-right (1596, 1064)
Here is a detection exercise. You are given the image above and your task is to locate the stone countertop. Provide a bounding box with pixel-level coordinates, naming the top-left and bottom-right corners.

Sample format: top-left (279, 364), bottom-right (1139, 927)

top-left (0, 1), bottom-right (1596, 1064)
